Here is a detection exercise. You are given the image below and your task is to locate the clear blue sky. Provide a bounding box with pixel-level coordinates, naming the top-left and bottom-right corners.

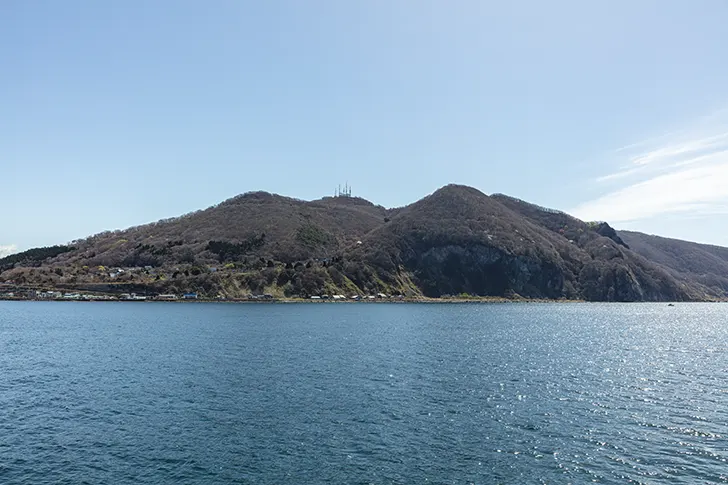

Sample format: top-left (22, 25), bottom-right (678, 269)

top-left (3, 0), bottom-right (728, 255)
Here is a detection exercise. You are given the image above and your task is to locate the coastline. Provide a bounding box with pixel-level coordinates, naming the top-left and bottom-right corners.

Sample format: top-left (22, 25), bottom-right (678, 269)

top-left (0, 294), bottom-right (576, 304)
top-left (3, 296), bottom-right (714, 304)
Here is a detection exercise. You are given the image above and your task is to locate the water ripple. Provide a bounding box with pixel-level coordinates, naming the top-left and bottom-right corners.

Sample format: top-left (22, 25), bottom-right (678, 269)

top-left (1, 301), bottom-right (728, 483)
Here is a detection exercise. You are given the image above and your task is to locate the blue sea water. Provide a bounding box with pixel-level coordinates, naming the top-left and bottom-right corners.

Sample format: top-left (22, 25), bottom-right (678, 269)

top-left (1, 301), bottom-right (727, 484)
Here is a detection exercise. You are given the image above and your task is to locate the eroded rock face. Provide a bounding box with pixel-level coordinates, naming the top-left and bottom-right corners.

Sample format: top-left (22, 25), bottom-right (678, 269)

top-left (395, 235), bottom-right (690, 302)
top-left (595, 223), bottom-right (629, 249)
top-left (404, 244), bottom-right (565, 299)
top-left (578, 261), bottom-right (644, 302)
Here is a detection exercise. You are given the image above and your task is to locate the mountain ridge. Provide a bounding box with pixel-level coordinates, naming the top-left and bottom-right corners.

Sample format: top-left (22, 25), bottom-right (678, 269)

top-left (1, 185), bottom-right (725, 301)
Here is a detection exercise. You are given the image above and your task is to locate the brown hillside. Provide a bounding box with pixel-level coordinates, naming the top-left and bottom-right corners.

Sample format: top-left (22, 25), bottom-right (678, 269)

top-left (349, 185), bottom-right (695, 301)
top-left (619, 231), bottom-right (728, 295)
top-left (53, 191), bottom-right (389, 268)
top-left (0, 185), bottom-right (722, 301)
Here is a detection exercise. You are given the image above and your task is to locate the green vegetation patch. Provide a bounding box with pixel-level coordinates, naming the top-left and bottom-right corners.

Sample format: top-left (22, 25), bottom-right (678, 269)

top-left (295, 224), bottom-right (334, 248)
top-left (0, 245), bottom-right (75, 271)
top-left (207, 234), bottom-right (266, 262)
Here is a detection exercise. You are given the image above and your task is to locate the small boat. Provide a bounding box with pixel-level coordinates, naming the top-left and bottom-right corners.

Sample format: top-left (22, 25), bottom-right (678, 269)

top-left (667, 303), bottom-right (675, 307)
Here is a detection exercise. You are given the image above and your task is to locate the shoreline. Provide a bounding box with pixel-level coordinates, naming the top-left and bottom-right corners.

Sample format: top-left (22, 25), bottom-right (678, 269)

top-left (1, 296), bottom-right (720, 304)
top-left (0, 296), bottom-right (556, 304)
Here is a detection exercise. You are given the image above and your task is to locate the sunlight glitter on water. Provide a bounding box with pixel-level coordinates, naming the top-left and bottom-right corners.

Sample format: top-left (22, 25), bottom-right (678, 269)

top-left (0, 301), bottom-right (727, 484)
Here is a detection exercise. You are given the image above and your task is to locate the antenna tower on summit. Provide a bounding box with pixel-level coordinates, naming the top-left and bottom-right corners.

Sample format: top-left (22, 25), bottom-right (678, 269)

top-left (335, 182), bottom-right (352, 198)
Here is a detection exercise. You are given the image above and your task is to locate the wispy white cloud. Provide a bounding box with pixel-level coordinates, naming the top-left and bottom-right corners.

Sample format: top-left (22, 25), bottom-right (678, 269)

top-left (595, 165), bottom-right (646, 182)
top-left (572, 110), bottom-right (728, 223)
top-left (0, 244), bottom-right (18, 258)
top-left (628, 132), bottom-right (728, 167)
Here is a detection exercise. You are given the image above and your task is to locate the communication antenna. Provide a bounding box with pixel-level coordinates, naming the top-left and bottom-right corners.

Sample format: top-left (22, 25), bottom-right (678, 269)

top-left (334, 182), bottom-right (352, 197)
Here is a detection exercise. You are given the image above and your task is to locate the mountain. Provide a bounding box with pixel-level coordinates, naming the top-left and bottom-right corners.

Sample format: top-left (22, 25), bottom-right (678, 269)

top-left (618, 231), bottom-right (728, 296)
top-left (0, 185), bottom-right (724, 301)
top-left (489, 194), bottom-right (706, 300)
top-left (350, 187), bottom-right (693, 301)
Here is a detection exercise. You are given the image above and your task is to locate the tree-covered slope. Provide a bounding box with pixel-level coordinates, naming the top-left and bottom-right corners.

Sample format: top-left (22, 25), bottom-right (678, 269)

top-left (619, 231), bottom-right (728, 295)
top-left (54, 191), bottom-right (390, 268)
top-left (349, 186), bottom-right (695, 301)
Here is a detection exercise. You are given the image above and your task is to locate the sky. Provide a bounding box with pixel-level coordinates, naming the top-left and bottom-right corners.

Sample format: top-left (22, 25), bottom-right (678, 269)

top-left (2, 0), bottom-right (728, 256)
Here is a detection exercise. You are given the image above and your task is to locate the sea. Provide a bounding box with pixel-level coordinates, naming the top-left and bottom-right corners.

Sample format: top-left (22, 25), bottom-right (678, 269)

top-left (1, 301), bottom-right (727, 484)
